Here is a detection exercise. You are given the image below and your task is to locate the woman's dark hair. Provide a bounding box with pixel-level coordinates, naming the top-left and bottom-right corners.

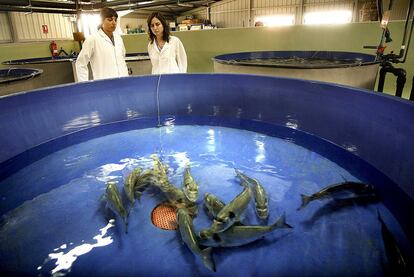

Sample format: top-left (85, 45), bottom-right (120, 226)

top-left (147, 12), bottom-right (170, 43)
top-left (100, 7), bottom-right (118, 21)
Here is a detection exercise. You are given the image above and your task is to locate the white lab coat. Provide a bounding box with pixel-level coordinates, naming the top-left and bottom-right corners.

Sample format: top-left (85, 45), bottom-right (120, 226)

top-left (75, 29), bottom-right (128, 82)
top-left (147, 36), bottom-right (187, 74)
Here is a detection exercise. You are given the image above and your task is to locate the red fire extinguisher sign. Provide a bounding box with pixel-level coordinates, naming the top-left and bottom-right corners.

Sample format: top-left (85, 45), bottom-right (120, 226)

top-left (42, 25), bottom-right (48, 34)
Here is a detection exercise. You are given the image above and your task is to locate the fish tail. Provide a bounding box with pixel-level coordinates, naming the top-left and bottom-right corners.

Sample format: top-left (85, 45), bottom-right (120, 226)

top-left (124, 218), bottom-right (128, 234)
top-left (272, 213), bottom-right (293, 229)
top-left (298, 194), bottom-right (312, 210)
top-left (377, 209), bottom-right (385, 225)
top-left (201, 247), bottom-right (216, 272)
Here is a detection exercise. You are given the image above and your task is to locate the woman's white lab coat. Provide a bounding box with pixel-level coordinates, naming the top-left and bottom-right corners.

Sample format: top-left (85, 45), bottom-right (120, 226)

top-left (147, 36), bottom-right (187, 74)
top-left (75, 29), bottom-right (128, 82)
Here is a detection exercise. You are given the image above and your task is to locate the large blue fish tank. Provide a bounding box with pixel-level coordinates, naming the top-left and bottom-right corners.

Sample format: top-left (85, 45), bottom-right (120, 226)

top-left (213, 51), bottom-right (380, 90)
top-left (0, 74), bottom-right (413, 276)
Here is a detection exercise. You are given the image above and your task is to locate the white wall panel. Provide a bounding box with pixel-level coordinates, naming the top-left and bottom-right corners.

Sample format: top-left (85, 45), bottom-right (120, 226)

top-left (0, 13), bottom-right (12, 43)
top-left (10, 12), bottom-right (74, 42)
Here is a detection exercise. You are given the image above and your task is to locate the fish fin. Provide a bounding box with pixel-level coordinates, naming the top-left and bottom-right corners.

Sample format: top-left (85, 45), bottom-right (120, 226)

top-left (212, 233), bottom-right (222, 242)
top-left (298, 194), bottom-right (312, 210)
top-left (134, 189), bottom-right (143, 203)
top-left (339, 173), bottom-right (348, 182)
top-left (201, 247), bottom-right (216, 272)
top-left (377, 209), bottom-right (385, 225)
top-left (234, 168), bottom-right (241, 176)
top-left (273, 213), bottom-right (293, 229)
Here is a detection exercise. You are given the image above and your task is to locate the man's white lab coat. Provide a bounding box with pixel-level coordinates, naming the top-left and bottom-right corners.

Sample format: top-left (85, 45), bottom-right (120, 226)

top-left (75, 29), bottom-right (128, 82)
top-left (147, 36), bottom-right (187, 74)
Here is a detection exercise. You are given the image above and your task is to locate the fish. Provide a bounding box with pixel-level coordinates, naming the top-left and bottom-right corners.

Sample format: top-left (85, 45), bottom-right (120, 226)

top-left (378, 211), bottom-right (408, 275)
top-left (163, 184), bottom-right (190, 207)
top-left (298, 181), bottom-right (376, 210)
top-left (134, 169), bottom-right (156, 201)
top-left (200, 181), bottom-right (252, 238)
top-left (104, 181), bottom-right (129, 233)
top-left (203, 192), bottom-right (225, 218)
top-left (183, 167), bottom-right (199, 203)
top-left (124, 167), bottom-right (142, 203)
top-left (199, 213), bottom-right (292, 247)
top-left (151, 154), bottom-right (169, 178)
top-left (235, 169), bottom-right (269, 220)
top-left (160, 181), bottom-right (198, 216)
top-left (148, 154), bottom-right (172, 191)
top-left (177, 208), bottom-right (216, 272)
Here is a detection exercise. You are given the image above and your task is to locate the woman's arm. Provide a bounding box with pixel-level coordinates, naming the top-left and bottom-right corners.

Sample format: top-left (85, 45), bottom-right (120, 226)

top-left (75, 38), bottom-right (94, 82)
top-left (176, 38), bottom-right (187, 73)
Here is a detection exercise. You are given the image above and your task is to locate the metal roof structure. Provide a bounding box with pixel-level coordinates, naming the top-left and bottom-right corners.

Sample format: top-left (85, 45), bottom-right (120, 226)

top-left (0, 0), bottom-right (219, 15)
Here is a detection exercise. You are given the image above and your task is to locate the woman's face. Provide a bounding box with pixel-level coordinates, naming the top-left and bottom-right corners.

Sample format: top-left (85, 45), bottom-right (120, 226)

top-left (102, 16), bottom-right (117, 35)
top-left (150, 17), bottom-right (164, 38)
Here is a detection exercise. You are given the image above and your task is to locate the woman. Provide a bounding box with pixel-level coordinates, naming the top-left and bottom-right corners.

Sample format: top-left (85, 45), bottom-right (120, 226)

top-left (76, 7), bottom-right (128, 82)
top-left (147, 12), bottom-right (187, 74)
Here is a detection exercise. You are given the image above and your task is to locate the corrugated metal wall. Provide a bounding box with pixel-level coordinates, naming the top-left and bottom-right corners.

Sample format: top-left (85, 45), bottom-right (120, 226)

top-left (0, 13), bottom-right (12, 43)
top-left (183, 0), bottom-right (410, 28)
top-left (10, 12), bottom-right (74, 42)
top-left (210, 0), bottom-right (250, 28)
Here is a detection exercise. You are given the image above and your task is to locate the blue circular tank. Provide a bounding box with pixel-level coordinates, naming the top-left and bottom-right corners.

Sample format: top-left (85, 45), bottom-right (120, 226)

top-left (0, 74), bottom-right (412, 276)
top-left (213, 51), bottom-right (380, 89)
top-left (0, 68), bottom-right (43, 96)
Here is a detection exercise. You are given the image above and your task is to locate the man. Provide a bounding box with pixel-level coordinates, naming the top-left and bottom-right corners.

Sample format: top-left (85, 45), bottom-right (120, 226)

top-left (75, 7), bottom-right (128, 82)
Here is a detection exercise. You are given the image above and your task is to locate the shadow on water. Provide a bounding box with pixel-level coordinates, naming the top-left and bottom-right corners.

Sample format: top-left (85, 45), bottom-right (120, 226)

top-left (301, 195), bottom-right (379, 228)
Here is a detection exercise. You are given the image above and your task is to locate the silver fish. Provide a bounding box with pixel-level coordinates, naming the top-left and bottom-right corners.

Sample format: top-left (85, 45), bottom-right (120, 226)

top-left (200, 181), bottom-right (252, 238)
top-left (199, 213), bottom-right (292, 247)
top-left (160, 181), bottom-right (198, 216)
top-left (124, 167), bottom-right (142, 203)
top-left (183, 167), bottom-right (199, 203)
top-left (134, 169), bottom-right (155, 201)
top-left (104, 182), bottom-right (129, 233)
top-left (203, 192), bottom-right (225, 218)
top-left (177, 208), bottom-right (216, 272)
top-left (235, 169), bottom-right (269, 220)
top-left (148, 154), bottom-right (171, 191)
top-left (298, 181), bottom-right (376, 210)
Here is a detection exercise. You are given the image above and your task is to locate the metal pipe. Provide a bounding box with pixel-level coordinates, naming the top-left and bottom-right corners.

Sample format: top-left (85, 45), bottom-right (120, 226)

top-left (114, 0), bottom-right (198, 11)
top-left (0, 0), bottom-right (201, 14)
top-left (0, 5), bottom-right (77, 14)
top-left (377, 63), bottom-right (406, 97)
top-left (0, 1), bottom-right (77, 9)
top-left (399, 0), bottom-right (414, 59)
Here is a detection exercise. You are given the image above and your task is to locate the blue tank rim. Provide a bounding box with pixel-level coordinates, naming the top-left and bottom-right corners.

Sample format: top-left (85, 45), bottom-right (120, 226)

top-left (125, 52), bottom-right (150, 61)
top-left (2, 56), bottom-right (76, 65)
top-left (0, 68), bottom-right (43, 84)
top-left (213, 51), bottom-right (379, 69)
top-left (2, 52), bottom-right (150, 65)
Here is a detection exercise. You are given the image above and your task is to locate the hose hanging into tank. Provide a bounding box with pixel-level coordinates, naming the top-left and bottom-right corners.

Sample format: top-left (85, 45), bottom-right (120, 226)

top-left (156, 74), bottom-right (162, 128)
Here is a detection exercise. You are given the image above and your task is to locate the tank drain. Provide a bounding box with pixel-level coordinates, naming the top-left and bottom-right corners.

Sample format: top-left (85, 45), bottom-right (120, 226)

top-left (151, 202), bottom-right (178, 230)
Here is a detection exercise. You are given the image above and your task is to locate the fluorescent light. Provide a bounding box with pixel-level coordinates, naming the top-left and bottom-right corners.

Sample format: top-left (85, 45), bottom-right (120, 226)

top-left (304, 10), bottom-right (352, 25)
top-left (255, 15), bottom-right (295, 27)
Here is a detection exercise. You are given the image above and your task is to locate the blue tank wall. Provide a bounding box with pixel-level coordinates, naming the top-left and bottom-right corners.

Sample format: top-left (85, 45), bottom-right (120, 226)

top-left (0, 73), bottom-right (413, 200)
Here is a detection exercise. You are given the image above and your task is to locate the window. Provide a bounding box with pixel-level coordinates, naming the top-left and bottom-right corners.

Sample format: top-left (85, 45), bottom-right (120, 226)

top-left (304, 10), bottom-right (352, 25)
top-left (255, 15), bottom-right (295, 27)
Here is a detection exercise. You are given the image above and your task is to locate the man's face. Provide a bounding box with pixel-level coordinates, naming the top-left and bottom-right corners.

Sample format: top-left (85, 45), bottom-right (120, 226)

top-left (102, 16), bottom-right (117, 35)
